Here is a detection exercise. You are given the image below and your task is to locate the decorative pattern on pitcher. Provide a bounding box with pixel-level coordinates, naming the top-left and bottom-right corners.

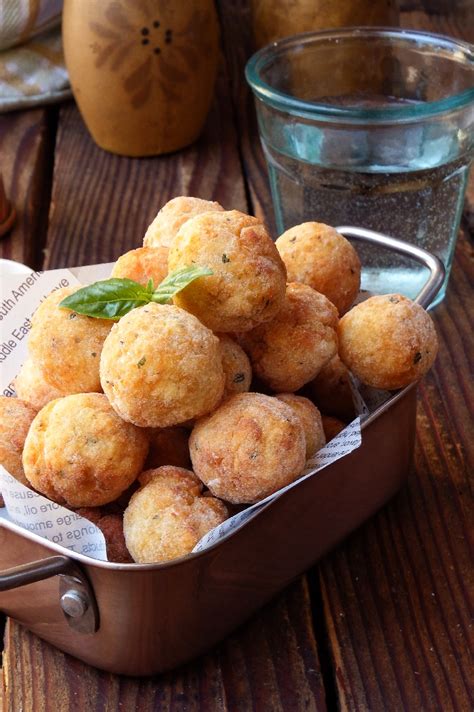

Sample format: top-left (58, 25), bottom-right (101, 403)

top-left (89, 0), bottom-right (212, 108)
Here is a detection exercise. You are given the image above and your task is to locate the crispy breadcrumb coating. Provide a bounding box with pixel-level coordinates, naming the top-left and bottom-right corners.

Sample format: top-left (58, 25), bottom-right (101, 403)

top-left (22, 393), bottom-right (149, 507)
top-left (338, 294), bottom-right (438, 389)
top-left (0, 396), bottom-right (37, 485)
top-left (239, 283), bottom-right (338, 392)
top-left (190, 392), bottom-right (306, 504)
top-left (100, 303), bottom-right (225, 427)
top-left (276, 222), bottom-right (360, 315)
top-left (169, 210), bottom-right (287, 332)
top-left (28, 287), bottom-right (112, 393)
top-left (143, 196), bottom-right (224, 248)
top-left (124, 466), bottom-right (228, 563)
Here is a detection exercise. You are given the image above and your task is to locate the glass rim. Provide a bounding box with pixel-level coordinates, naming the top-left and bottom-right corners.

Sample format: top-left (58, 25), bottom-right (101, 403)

top-left (245, 27), bottom-right (474, 123)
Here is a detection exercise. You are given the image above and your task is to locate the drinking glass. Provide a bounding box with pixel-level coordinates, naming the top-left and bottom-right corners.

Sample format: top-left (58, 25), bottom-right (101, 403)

top-left (246, 28), bottom-right (474, 305)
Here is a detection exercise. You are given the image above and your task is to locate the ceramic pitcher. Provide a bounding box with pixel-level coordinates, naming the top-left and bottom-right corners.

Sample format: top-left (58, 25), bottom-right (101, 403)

top-left (63, 0), bottom-right (219, 156)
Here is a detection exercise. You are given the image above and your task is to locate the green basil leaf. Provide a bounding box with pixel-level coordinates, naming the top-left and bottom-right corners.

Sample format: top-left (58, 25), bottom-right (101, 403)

top-left (59, 278), bottom-right (153, 320)
top-left (58, 266), bottom-right (213, 320)
top-left (151, 265), bottom-right (213, 303)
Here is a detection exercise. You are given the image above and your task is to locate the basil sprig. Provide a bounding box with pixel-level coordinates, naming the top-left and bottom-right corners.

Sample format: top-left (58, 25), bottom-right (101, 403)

top-left (59, 265), bottom-right (212, 320)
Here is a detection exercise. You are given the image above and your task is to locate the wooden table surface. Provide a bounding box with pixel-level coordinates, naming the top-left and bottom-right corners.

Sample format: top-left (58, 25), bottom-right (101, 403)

top-left (1, 3), bottom-right (472, 711)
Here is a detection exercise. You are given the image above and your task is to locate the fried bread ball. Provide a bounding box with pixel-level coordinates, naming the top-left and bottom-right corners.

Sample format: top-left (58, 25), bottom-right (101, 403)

top-left (190, 392), bottom-right (306, 504)
top-left (100, 303), bottom-right (225, 428)
top-left (123, 466), bottom-right (228, 563)
top-left (321, 415), bottom-right (346, 442)
top-left (98, 514), bottom-right (133, 563)
top-left (308, 354), bottom-right (355, 421)
top-left (76, 508), bottom-right (133, 563)
top-left (143, 196), bottom-right (224, 248)
top-left (145, 427), bottom-right (191, 470)
top-left (28, 287), bottom-right (112, 394)
top-left (218, 334), bottom-right (252, 399)
top-left (276, 222), bottom-right (361, 315)
top-left (168, 210), bottom-right (287, 332)
top-left (111, 246), bottom-right (169, 287)
top-left (14, 358), bottom-right (65, 410)
top-left (338, 294), bottom-right (438, 390)
top-left (275, 394), bottom-right (325, 459)
top-left (22, 393), bottom-right (149, 507)
top-left (0, 396), bottom-right (37, 485)
top-left (239, 282), bottom-right (338, 392)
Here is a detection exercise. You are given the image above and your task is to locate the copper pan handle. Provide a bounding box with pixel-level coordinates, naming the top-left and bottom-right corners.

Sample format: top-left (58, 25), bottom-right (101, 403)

top-left (0, 555), bottom-right (99, 634)
top-left (336, 225), bottom-right (445, 309)
top-left (0, 555), bottom-right (71, 591)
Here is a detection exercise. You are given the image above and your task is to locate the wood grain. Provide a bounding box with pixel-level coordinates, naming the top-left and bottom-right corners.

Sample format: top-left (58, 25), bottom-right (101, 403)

top-left (2, 579), bottom-right (326, 712)
top-left (403, 7), bottom-right (474, 42)
top-left (0, 109), bottom-right (55, 269)
top-left (0, 106), bottom-right (56, 686)
top-left (317, 11), bottom-right (474, 712)
top-left (43, 60), bottom-right (247, 269)
top-left (216, 0), bottom-right (277, 234)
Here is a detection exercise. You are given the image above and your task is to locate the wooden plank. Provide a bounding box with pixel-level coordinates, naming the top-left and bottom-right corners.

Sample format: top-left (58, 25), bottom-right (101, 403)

top-left (216, 0), bottom-right (277, 235)
top-left (0, 108), bottom-right (55, 269)
top-left (43, 60), bottom-right (247, 269)
top-left (2, 579), bottom-right (326, 712)
top-left (320, 327), bottom-right (473, 710)
top-left (0, 106), bottom-right (55, 691)
top-left (318, 10), bottom-right (474, 711)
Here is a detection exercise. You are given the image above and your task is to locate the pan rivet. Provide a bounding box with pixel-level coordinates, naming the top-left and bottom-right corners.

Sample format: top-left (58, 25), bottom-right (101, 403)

top-left (60, 590), bottom-right (89, 618)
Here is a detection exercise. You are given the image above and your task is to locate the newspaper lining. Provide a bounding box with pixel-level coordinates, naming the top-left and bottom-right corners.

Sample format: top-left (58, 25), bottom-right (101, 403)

top-left (0, 466), bottom-right (107, 559)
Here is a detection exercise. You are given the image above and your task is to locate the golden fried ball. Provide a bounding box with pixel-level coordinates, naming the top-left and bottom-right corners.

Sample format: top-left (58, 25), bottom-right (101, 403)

top-left (190, 392), bottom-right (306, 504)
top-left (100, 303), bottom-right (225, 428)
top-left (143, 196), bottom-right (224, 248)
top-left (276, 222), bottom-right (361, 315)
top-left (338, 294), bottom-right (438, 390)
top-left (76, 508), bottom-right (133, 563)
top-left (168, 210), bottom-right (287, 332)
top-left (28, 287), bottom-right (112, 394)
top-left (22, 393), bottom-right (149, 507)
top-left (218, 334), bottom-right (252, 399)
top-left (238, 282), bottom-right (338, 392)
top-left (111, 246), bottom-right (169, 288)
top-left (123, 466), bottom-right (228, 563)
top-left (145, 427), bottom-right (191, 470)
top-left (0, 396), bottom-right (37, 485)
top-left (308, 354), bottom-right (355, 421)
top-left (14, 358), bottom-right (65, 410)
top-left (321, 415), bottom-right (346, 442)
top-left (275, 393), bottom-right (325, 459)
top-left (98, 514), bottom-right (133, 563)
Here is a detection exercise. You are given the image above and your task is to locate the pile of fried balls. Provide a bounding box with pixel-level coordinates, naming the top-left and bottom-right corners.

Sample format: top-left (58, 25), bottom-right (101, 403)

top-left (0, 197), bottom-right (438, 564)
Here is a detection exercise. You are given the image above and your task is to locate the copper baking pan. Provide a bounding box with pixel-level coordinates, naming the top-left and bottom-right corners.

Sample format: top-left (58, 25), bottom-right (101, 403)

top-left (0, 227), bottom-right (444, 676)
